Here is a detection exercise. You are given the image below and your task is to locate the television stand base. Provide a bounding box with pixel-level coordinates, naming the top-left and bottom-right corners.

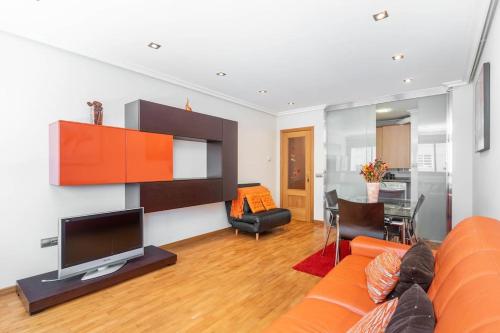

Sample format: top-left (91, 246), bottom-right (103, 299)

top-left (16, 245), bottom-right (176, 314)
top-left (81, 260), bottom-right (126, 281)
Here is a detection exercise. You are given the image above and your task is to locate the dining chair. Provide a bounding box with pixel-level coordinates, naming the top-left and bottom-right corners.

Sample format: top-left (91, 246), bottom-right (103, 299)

top-left (321, 190), bottom-right (338, 256)
top-left (336, 199), bottom-right (386, 264)
top-left (407, 194), bottom-right (425, 244)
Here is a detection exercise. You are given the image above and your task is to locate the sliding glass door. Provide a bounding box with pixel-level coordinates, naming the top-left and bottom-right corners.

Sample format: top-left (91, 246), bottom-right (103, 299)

top-left (325, 94), bottom-right (449, 242)
top-left (413, 94), bottom-right (448, 241)
top-left (325, 105), bottom-right (376, 198)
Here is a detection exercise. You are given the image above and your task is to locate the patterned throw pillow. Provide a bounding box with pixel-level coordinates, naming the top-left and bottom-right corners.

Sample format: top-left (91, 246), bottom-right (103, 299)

top-left (260, 193), bottom-right (277, 210)
top-left (365, 251), bottom-right (401, 303)
top-left (347, 298), bottom-right (399, 333)
top-left (245, 193), bottom-right (266, 213)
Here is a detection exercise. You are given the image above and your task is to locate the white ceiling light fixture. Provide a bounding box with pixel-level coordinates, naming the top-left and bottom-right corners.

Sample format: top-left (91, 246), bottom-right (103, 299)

top-left (392, 53), bottom-right (405, 61)
top-left (376, 108), bottom-right (392, 113)
top-left (373, 10), bottom-right (389, 21)
top-left (403, 78), bottom-right (413, 84)
top-left (148, 42), bottom-right (161, 49)
top-left (216, 72), bottom-right (227, 76)
top-left (258, 90), bottom-right (268, 94)
top-left (288, 102), bottom-right (295, 105)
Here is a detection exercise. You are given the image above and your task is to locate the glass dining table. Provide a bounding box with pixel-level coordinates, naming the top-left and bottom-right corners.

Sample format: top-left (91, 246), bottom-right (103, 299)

top-left (327, 196), bottom-right (416, 244)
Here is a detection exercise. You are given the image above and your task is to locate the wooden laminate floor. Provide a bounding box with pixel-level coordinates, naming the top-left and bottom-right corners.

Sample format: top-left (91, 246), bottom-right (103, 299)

top-left (0, 220), bottom-right (326, 333)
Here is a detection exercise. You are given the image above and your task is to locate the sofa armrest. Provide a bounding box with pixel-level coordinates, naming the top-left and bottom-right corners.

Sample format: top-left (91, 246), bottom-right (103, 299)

top-left (351, 236), bottom-right (411, 259)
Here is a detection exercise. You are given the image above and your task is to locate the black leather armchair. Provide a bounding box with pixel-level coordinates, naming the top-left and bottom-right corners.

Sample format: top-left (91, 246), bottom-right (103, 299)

top-left (225, 183), bottom-right (291, 240)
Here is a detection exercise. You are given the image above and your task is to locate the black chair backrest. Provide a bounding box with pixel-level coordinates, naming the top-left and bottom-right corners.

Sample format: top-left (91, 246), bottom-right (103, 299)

top-left (410, 194), bottom-right (425, 229)
top-left (238, 183), bottom-right (261, 188)
top-left (337, 199), bottom-right (385, 229)
top-left (379, 189), bottom-right (405, 200)
top-left (325, 190), bottom-right (338, 208)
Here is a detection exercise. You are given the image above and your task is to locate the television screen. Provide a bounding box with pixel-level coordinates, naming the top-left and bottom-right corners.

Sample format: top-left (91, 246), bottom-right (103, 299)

top-left (61, 208), bottom-right (143, 269)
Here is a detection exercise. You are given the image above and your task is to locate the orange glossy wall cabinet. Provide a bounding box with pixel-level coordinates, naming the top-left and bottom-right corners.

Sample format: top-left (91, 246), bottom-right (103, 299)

top-left (49, 121), bottom-right (173, 185)
top-left (125, 129), bottom-right (173, 183)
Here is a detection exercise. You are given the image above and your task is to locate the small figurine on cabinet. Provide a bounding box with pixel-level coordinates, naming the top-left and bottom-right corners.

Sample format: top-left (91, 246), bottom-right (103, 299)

top-left (87, 101), bottom-right (103, 125)
top-left (185, 97), bottom-right (193, 112)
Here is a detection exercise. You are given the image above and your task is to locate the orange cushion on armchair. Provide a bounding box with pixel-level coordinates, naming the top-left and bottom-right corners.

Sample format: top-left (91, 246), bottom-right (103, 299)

top-left (246, 193), bottom-right (266, 213)
top-left (261, 193), bottom-right (277, 210)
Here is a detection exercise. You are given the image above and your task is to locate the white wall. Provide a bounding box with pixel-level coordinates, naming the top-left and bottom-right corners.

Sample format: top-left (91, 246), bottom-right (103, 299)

top-left (276, 107), bottom-right (326, 221)
top-left (470, 6), bottom-right (500, 219)
top-left (451, 85), bottom-right (474, 226)
top-left (450, 4), bottom-right (500, 222)
top-left (0, 32), bottom-right (276, 288)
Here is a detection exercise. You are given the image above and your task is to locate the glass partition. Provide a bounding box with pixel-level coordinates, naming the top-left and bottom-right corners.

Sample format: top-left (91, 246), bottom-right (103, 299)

top-left (325, 105), bottom-right (376, 198)
top-left (414, 94), bottom-right (448, 241)
top-left (324, 94), bottom-right (449, 243)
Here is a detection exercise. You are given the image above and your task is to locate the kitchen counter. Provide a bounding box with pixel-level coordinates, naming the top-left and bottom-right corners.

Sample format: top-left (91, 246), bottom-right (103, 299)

top-left (382, 178), bottom-right (411, 183)
top-left (381, 178), bottom-right (412, 200)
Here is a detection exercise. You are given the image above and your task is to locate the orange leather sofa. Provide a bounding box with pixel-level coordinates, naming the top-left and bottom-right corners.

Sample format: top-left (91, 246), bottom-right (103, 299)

top-left (265, 216), bottom-right (500, 332)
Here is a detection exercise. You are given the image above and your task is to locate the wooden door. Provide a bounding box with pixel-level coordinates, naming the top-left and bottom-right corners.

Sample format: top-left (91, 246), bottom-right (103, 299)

top-left (280, 127), bottom-right (314, 222)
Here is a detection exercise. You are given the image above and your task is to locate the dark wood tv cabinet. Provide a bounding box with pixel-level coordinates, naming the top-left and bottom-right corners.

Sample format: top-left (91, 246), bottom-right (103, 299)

top-left (16, 246), bottom-right (176, 315)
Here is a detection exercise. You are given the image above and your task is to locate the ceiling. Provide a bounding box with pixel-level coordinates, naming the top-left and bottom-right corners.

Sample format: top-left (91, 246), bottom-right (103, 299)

top-left (376, 99), bottom-right (417, 120)
top-left (0, 1), bottom-right (490, 114)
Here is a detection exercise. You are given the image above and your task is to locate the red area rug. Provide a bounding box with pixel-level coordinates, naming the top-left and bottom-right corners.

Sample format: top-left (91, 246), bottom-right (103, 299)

top-left (293, 241), bottom-right (351, 277)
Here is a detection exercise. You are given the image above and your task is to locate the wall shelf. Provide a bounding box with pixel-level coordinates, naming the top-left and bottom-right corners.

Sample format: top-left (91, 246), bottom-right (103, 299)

top-left (125, 100), bottom-right (238, 213)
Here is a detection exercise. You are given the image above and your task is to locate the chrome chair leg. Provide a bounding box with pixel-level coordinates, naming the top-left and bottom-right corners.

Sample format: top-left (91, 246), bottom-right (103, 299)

top-left (404, 218), bottom-right (415, 245)
top-left (335, 216), bottom-right (340, 266)
top-left (321, 213), bottom-right (334, 256)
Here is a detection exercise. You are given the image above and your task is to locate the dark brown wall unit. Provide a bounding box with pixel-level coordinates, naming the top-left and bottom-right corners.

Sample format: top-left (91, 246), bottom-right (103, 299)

top-left (125, 100), bottom-right (238, 213)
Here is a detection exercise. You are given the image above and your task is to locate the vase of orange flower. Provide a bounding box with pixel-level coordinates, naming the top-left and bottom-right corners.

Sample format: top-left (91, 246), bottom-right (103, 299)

top-left (360, 159), bottom-right (389, 203)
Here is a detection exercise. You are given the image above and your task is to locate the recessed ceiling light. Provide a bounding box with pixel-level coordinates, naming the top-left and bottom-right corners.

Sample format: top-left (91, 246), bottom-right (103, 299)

top-left (376, 108), bottom-right (392, 113)
top-left (216, 72), bottom-right (227, 76)
top-left (148, 42), bottom-right (161, 50)
top-left (373, 10), bottom-right (389, 21)
top-left (288, 102), bottom-right (295, 106)
top-left (258, 90), bottom-right (268, 94)
top-left (403, 78), bottom-right (413, 84)
top-left (392, 53), bottom-right (405, 61)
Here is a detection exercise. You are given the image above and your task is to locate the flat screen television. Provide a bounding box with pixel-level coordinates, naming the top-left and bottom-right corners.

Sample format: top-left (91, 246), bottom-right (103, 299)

top-left (58, 208), bottom-right (144, 280)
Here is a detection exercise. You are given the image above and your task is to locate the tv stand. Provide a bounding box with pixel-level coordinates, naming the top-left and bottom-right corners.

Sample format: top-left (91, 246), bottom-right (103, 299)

top-left (16, 246), bottom-right (176, 314)
top-left (81, 260), bottom-right (126, 281)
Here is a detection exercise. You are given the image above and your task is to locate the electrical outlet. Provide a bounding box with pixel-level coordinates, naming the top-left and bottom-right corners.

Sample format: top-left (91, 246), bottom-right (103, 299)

top-left (41, 237), bottom-right (58, 248)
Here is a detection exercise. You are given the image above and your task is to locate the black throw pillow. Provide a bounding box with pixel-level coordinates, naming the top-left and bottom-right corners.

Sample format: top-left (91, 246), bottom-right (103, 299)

top-left (388, 240), bottom-right (434, 299)
top-left (386, 284), bottom-right (435, 333)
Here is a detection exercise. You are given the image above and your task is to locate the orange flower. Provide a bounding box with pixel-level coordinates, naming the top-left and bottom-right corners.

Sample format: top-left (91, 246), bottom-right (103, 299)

top-left (360, 159), bottom-right (389, 182)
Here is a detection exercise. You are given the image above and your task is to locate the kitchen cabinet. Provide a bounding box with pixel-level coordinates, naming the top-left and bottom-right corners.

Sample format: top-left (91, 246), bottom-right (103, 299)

top-left (376, 127), bottom-right (384, 160)
top-left (376, 124), bottom-right (410, 168)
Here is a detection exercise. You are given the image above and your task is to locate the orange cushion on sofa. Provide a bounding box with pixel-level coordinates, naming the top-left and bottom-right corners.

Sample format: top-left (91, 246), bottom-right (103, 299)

top-left (246, 194), bottom-right (266, 213)
top-left (347, 298), bottom-right (399, 333)
top-left (261, 193), bottom-right (277, 210)
top-left (365, 251), bottom-right (401, 303)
